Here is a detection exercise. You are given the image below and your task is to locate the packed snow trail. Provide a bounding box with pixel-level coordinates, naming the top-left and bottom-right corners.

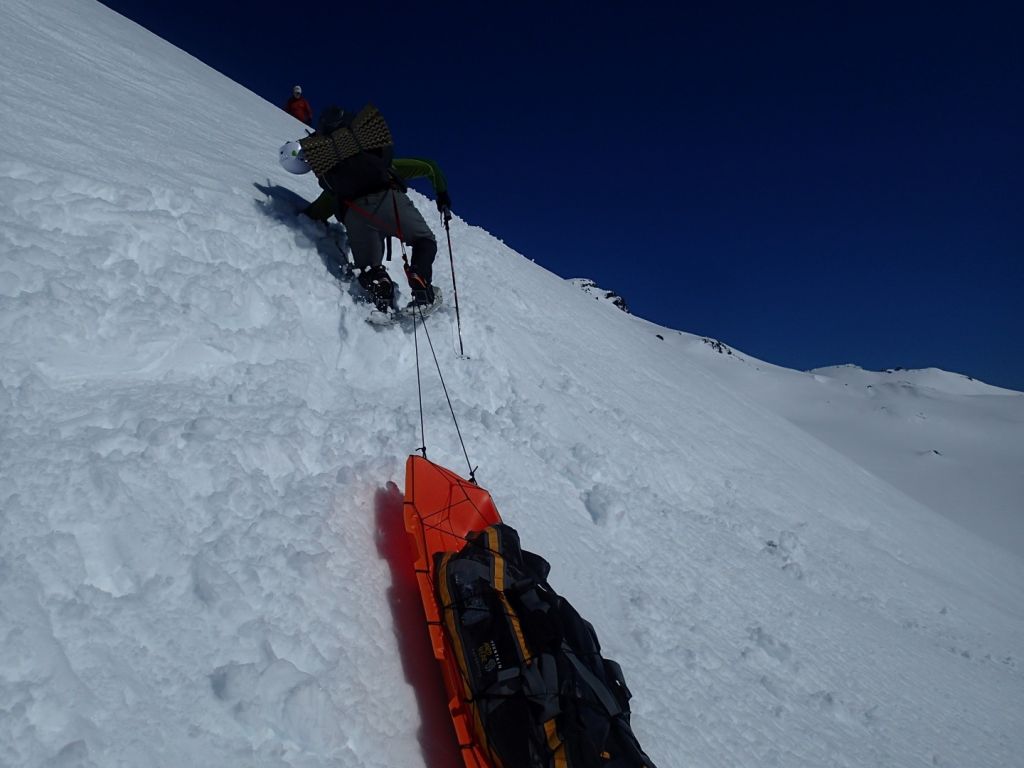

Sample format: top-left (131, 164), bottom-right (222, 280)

top-left (2, 1), bottom-right (1024, 767)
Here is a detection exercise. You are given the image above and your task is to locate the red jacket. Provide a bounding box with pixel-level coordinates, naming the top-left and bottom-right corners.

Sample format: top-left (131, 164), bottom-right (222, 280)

top-left (285, 96), bottom-right (313, 125)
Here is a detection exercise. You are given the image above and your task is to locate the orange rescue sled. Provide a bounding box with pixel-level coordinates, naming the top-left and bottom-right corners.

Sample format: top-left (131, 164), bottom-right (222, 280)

top-left (403, 455), bottom-right (501, 768)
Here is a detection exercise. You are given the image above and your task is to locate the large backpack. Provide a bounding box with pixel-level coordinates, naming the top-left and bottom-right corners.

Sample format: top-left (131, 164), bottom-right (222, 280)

top-left (435, 523), bottom-right (658, 768)
top-left (299, 104), bottom-right (396, 200)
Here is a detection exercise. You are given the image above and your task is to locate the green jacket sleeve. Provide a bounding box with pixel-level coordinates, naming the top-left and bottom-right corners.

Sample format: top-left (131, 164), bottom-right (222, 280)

top-left (303, 190), bottom-right (337, 222)
top-left (392, 157), bottom-right (448, 195)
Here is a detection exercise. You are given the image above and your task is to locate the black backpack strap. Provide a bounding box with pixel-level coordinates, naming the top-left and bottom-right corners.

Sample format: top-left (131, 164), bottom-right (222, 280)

top-left (561, 642), bottom-right (623, 717)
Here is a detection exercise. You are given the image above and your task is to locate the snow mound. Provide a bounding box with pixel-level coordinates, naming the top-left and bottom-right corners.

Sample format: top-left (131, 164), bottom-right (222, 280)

top-left (811, 364), bottom-right (1022, 396)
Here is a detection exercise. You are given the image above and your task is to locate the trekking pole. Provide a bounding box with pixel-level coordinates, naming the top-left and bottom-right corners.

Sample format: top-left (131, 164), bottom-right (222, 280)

top-left (444, 217), bottom-right (466, 358)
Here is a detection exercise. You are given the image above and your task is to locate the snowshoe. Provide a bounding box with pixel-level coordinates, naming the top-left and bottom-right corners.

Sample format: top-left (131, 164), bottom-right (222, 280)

top-left (366, 307), bottom-right (397, 326)
top-left (397, 285), bottom-right (443, 321)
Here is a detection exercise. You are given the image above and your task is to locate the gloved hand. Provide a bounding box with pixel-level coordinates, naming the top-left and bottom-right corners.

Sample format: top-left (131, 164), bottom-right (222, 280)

top-left (436, 189), bottom-right (452, 222)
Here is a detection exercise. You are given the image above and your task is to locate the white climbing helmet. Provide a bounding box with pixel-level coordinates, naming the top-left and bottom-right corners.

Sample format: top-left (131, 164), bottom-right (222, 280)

top-left (278, 140), bottom-right (310, 174)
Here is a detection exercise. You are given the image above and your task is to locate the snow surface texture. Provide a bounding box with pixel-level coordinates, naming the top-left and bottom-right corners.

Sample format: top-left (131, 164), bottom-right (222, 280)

top-left (2, 1), bottom-right (1023, 766)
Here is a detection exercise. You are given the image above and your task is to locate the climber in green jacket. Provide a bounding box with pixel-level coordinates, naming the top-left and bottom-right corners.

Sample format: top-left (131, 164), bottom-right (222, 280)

top-left (303, 157), bottom-right (450, 225)
top-left (278, 104), bottom-right (453, 319)
top-left (302, 155), bottom-right (451, 318)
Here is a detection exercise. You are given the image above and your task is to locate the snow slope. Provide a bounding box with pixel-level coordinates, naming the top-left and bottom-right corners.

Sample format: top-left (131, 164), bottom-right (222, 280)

top-left (2, 1), bottom-right (1023, 767)
top-left (682, 343), bottom-right (1024, 556)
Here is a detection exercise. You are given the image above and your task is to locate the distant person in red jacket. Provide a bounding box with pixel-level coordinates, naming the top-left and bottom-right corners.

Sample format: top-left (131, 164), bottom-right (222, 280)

top-left (284, 85), bottom-right (313, 126)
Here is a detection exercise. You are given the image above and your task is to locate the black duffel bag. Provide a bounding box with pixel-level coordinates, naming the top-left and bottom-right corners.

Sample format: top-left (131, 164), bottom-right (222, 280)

top-left (435, 523), bottom-right (657, 768)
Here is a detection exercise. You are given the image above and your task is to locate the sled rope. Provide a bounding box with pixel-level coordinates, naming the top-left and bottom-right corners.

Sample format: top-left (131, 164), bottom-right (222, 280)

top-left (412, 309), bottom-right (476, 481)
top-left (412, 309), bottom-right (428, 458)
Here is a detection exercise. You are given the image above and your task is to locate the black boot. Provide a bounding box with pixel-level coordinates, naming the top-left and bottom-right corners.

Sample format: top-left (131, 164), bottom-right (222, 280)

top-left (358, 266), bottom-right (395, 312)
top-left (401, 276), bottom-right (442, 318)
top-left (410, 283), bottom-right (435, 306)
top-left (404, 265), bottom-right (436, 306)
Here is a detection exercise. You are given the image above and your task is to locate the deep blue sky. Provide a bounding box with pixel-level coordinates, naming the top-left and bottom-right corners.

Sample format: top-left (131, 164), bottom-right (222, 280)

top-left (100, 1), bottom-right (1023, 390)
